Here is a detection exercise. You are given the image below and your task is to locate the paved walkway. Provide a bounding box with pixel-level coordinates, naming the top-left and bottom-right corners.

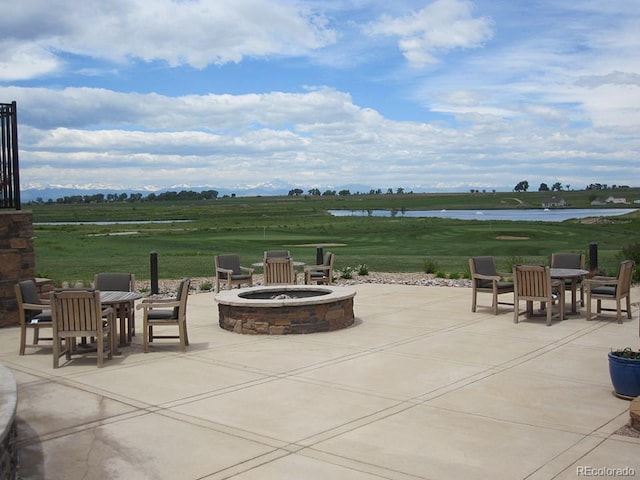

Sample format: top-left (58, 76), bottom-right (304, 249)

top-left (4, 284), bottom-right (640, 479)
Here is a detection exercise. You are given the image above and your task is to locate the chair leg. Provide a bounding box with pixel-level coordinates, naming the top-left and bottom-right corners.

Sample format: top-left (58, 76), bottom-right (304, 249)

top-left (471, 289), bottom-right (477, 312)
top-left (492, 290), bottom-right (498, 315)
top-left (586, 296), bottom-right (592, 320)
top-left (183, 322), bottom-right (189, 346)
top-left (617, 299), bottom-right (623, 324)
top-left (19, 326), bottom-right (27, 355)
top-left (53, 336), bottom-right (60, 368)
top-left (179, 323), bottom-right (187, 351)
top-left (626, 296), bottom-right (632, 319)
top-left (97, 330), bottom-right (104, 368)
top-left (143, 317), bottom-right (150, 353)
top-left (107, 327), bottom-right (113, 361)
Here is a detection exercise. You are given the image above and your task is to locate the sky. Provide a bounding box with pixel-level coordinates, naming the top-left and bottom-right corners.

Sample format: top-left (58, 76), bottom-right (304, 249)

top-left (1, 0), bottom-right (639, 195)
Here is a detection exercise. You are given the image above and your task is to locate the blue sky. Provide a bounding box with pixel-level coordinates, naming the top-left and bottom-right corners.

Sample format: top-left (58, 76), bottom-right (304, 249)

top-left (1, 0), bottom-right (639, 194)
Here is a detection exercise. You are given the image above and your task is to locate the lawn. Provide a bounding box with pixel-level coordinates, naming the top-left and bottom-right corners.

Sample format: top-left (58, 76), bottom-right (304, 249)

top-left (28, 190), bottom-right (640, 285)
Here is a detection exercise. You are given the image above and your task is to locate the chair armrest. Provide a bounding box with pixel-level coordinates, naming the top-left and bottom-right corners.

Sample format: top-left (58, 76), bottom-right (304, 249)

top-left (240, 266), bottom-right (254, 274)
top-left (217, 267), bottom-right (233, 278)
top-left (584, 277), bottom-right (619, 287)
top-left (589, 275), bottom-right (616, 282)
top-left (101, 307), bottom-right (114, 317)
top-left (304, 265), bottom-right (331, 273)
top-left (136, 300), bottom-right (180, 310)
top-left (472, 273), bottom-right (501, 281)
top-left (22, 302), bottom-right (48, 311)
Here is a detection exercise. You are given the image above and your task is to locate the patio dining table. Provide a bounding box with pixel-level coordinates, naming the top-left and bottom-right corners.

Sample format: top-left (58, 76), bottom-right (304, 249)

top-left (550, 268), bottom-right (589, 314)
top-left (100, 290), bottom-right (142, 347)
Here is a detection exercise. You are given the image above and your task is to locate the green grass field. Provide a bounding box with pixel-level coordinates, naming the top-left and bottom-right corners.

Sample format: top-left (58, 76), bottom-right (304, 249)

top-left (28, 189), bottom-right (640, 285)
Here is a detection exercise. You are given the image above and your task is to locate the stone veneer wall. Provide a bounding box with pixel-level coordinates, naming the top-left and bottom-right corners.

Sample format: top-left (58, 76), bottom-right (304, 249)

top-left (218, 297), bottom-right (355, 334)
top-left (0, 210), bottom-right (34, 327)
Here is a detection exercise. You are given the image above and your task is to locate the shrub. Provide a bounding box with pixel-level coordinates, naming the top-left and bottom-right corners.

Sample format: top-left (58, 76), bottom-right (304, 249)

top-left (357, 264), bottom-right (369, 276)
top-left (199, 282), bottom-right (212, 291)
top-left (618, 242), bottom-right (640, 282)
top-left (340, 266), bottom-right (355, 279)
top-left (423, 258), bottom-right (439, 274)
top-left (504, 256), bottom-right (525, 273)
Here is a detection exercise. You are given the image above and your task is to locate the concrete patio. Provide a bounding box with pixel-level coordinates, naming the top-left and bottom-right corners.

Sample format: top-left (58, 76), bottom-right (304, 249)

top-left (3, 283), bottom-right (640, 479)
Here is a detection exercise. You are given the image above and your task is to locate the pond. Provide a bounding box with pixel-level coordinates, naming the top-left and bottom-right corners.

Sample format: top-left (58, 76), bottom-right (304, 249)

top-left (328, 208), bottom-right (637, 222)
top-left (34, 220), bottom-right (193, 226)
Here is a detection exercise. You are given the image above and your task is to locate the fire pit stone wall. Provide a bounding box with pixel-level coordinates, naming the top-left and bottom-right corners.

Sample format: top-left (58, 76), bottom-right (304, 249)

top-left (215, 285), bottom-right (356, 335)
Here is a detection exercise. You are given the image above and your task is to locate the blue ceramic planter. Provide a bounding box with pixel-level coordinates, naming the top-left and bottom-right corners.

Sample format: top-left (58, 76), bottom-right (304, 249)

top-left (608, 352), bottom-right (640, 399)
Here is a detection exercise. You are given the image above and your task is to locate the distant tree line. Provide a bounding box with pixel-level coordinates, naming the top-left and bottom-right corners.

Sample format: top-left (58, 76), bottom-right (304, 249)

top-left (288, 187), bottom-right (411, 197)
top-left (513, 181), bottom-right (631, 193)
top-left (28, 182), bottom-right (634, 205)
top-left (30, 189), bottom-right (221, 205)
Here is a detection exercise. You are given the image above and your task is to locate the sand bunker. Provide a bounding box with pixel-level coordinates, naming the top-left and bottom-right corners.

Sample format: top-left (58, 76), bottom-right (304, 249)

top-left (495, 235), bottom-right (529, 240)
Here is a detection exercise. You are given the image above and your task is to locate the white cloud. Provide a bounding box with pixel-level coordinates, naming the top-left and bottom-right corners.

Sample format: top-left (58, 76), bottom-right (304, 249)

top-left (0, 0), bottom-right (337, 78)
top-left (0, 42), bottom-right (61, 81)
top-left (366, 0), bottom-right (494, 67)
top-left (1, 1), bottom-right (639, 193)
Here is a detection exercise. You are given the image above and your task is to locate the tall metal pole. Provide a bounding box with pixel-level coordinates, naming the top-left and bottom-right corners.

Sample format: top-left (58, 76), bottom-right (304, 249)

top-left (150, 251), bottom-right (159, 294)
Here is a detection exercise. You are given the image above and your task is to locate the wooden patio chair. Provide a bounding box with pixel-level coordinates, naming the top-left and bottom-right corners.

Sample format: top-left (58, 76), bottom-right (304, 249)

top-left (15, 279), bottom-right (53, 355)
top-left (513, 265), bottom-right (564, 326)
top-left (551, 253), bottom-right (586, 307)
top-left (304, 252), bottom-right (334, 285)
top-left (264, 250), bottom-right (290, 259)
top-left (264, 257), bottom-right (296, 285)
top-left (469, 256), bottom-right (513, 314)
top-left (136, 278), bottom-right (190, 353)
top-left (214, 254), bottom-right (254, 292)
top-left (50, 289), bottom-right (114, 368)
top-left (94, 272), bottom-right (136, 342)
top-left (584, 260), bottom-right (635, 323)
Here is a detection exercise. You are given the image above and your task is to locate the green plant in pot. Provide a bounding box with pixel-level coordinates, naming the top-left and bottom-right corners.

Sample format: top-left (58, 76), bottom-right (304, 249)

top-left (608, 348), bottom-right (640, 399)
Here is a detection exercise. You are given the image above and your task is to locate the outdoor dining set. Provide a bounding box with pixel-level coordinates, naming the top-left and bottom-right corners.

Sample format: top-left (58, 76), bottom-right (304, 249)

top-left (13, 250), bottom-right (337, 369)
top-left (213, 249), bottom-right (335, 291)
top-left (469, 253), bottom-right (635, 326)
top-left (15, 272), bottom-right (191, 368)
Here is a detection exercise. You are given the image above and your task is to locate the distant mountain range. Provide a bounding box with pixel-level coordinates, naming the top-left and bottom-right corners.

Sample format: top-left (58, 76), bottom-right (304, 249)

top-left (19, 183), bottom-right (426, 202)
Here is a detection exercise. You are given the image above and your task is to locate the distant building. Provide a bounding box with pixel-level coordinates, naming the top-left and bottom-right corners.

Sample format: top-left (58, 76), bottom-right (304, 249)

top-left (590, 198), bottom-right (607, 206)
top-left (605, 196), bottom-right (627, 204)
top-left (541, 197), bottom-right (566, 208)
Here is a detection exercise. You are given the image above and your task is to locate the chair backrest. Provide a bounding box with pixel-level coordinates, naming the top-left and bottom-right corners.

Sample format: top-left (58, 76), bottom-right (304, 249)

top-left (616, 260), bottom-right (635, 296)
top-left (264, 250), bottom-right (290, 259)
top-left (470, 256), bottom-right (498, 277)
top-left (94, 273), bottom-right (134, 292)
top-left (551, 253), bottom-right (585, 270)
top-left (174, 278), bottom-right (190, 318)
top-left (50, 289), bottom-right (103, 335)
top-left (17, 280), bottom-right (41, 305)
top-left (513, 265), bottom-right (552, 299)
top-left (264, 257), bottom-right (295, 285)
top-left (215, 254), bottom-right (241, 276)
top-left (324, 252), bottom-right (334, 267)
top-left (16, 280), bottom-right (42, 321)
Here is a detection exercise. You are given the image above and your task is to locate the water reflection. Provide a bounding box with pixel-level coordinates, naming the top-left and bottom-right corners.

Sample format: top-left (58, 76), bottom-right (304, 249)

top-left (328, 209), bottom-right (637, 222)
top-left (35, 220), bottom-right (192, 226)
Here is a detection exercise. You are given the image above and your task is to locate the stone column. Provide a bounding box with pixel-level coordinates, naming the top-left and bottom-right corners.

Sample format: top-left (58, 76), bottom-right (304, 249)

top-left (0, 210), bottom-right (34, 327)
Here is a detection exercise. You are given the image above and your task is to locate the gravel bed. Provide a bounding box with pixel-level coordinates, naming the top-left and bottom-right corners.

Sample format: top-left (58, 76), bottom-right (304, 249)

top-left (135, 272), bottom-right (471, 295)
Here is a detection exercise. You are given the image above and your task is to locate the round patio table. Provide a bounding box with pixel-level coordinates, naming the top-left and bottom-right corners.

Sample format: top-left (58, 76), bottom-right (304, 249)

top-left (550, 268), bottom-right (589, 314)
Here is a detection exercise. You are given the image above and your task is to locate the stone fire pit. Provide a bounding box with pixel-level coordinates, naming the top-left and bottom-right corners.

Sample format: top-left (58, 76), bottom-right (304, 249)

top-left (215, 285), bottom-right (356, 334)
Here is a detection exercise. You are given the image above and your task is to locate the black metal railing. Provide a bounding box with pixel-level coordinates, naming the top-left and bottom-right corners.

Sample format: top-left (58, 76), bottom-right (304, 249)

top-left (0, 101), bottom-right (20, 210)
